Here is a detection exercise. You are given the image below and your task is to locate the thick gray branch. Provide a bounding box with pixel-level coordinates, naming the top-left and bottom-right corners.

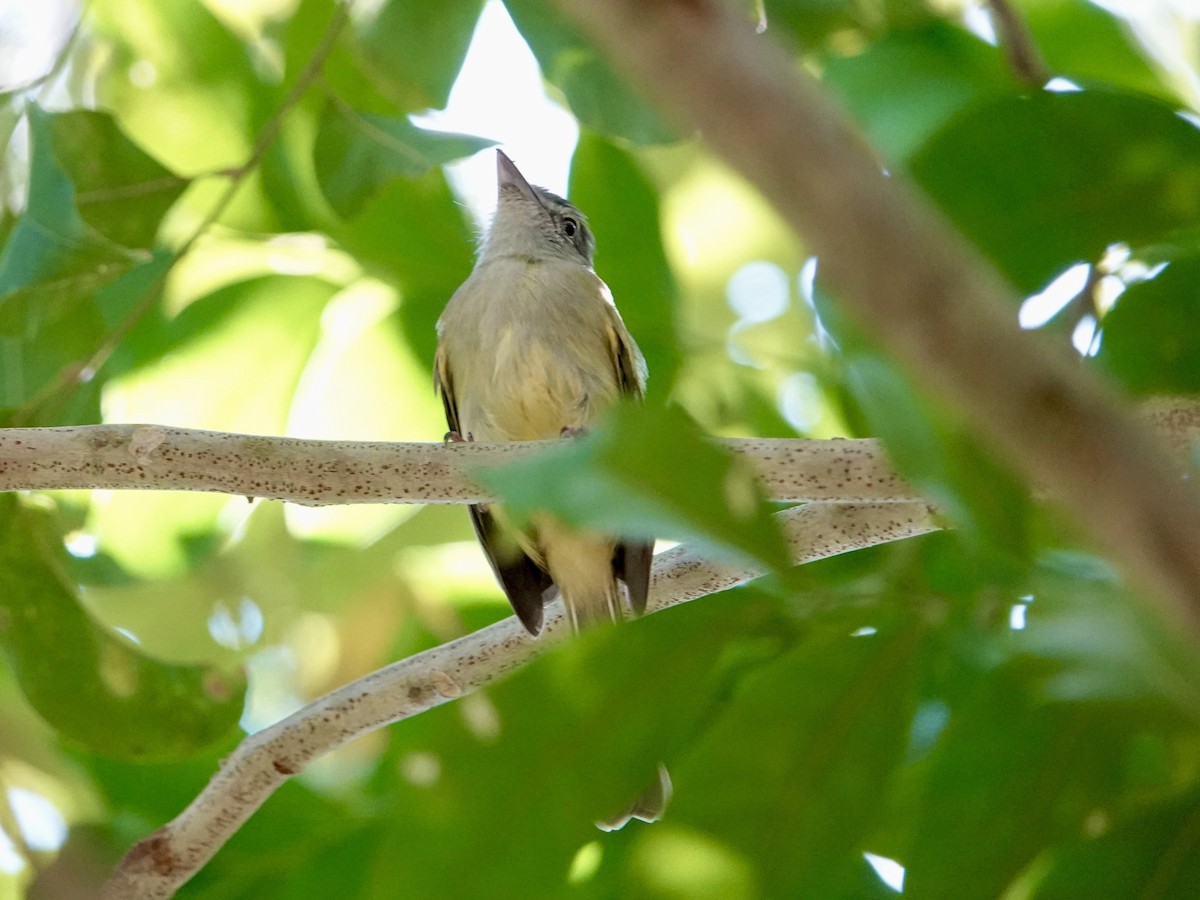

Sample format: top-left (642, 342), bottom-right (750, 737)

top-left (556, 0), bottom-right (1200, 635)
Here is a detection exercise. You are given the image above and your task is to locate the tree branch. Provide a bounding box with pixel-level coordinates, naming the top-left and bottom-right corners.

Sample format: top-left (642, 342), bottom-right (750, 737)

top-left (0, 424), bottom-right (921, 504)
top-left (4, 400), bottom-right (1197, 506)
top-left (555, 0), bottom-right (1200, 637)
top-left (95, 500), bottom-right (937, 899)
top-left (986, 0), bottom-right (1053, 87)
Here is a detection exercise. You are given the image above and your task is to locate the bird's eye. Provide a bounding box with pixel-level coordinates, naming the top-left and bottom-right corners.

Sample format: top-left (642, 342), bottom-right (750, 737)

top-left (562, 217), bottom-right (578, 238)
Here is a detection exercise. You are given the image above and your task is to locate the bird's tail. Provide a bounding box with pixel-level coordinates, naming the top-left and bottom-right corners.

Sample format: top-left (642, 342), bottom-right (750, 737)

top-left (536, 519), bottom-right (623, 633)
top-left (562, 576), bottom-right (621, 633)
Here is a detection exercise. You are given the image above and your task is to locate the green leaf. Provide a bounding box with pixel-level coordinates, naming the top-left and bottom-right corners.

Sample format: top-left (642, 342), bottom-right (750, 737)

top-left (89, 0), bottom-right (281, 233)
top-left (1016, 0), bottom-right (1173, 100)
top-left (313, 99), bottom-right (495, 218)
top-left (357, 0), bottom-right (485, 111)
top-left (760, 0), bottom-right (864, 51)
top-left (41, 108), bottom-right (189, 249)
top-left (842, 352), bottom-right (1031, 580)
top-left (904, 653), bottom-right (1149, 899)
top-left (824, 22), bottom-right (1016, 163)
top-left (333, 167), bottom-right (476, 370)
top-left (911, 90), bottom-right (1200, 294)
top-left (0, 496), bottom-right (245, 760)
top-left (0, 104), bottom-right (136, 316)
top-left (1093, 255), bottom-right (1200, 395)
top-left (1014, 552), bottom-right (1200, 725)
top-left (475, 403), bottom-right (792, 574)
top-left (1032, 789), bottom-right (1200, 899)
top-left (366, 597), bottom-right (789, 900)
top-left (504, 0), bottom-right (675, 145)
top-left (569, 132), bottom-right (682, 397)
top-left (672, 617), bottom-right (924, 896)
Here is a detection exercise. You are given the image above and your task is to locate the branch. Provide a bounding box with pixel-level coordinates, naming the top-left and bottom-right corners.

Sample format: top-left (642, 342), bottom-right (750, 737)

top-left (555, 0), bottom-right (1200, 637)
top-left (4, 400), bottom-right (1197, 505)
top-left (986, 0), bottom-right (1053, 87)
top-left (96, 500), bottom-right (937, 900)
top-left (0, 425), bottom-right (921, 504)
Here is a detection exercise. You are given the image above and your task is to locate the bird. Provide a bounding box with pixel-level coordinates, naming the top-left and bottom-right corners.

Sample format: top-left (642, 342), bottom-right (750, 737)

top-left (434, 150), bottom-right (669, 830)
top-left (434, 149), bottom-right (654, 638)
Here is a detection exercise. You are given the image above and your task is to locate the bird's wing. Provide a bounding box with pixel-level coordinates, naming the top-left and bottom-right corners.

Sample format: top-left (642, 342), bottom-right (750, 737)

top-left (603, 303), bottom-right (648, 400)
top-left (435, 339), bottom-right (554, 635)
top-left (433, 342), bottom-right (461, 435)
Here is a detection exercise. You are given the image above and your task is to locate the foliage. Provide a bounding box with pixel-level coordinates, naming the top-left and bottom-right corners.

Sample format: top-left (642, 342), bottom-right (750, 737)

top-left (0, 0), bottom-right (1198, 897)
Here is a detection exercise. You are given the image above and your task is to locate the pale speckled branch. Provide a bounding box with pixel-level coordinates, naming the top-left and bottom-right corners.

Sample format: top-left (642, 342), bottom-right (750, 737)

top-left (3, 399), bottom-right (1196, 507)
top-left (0, 424), bottom-right (919, 504)
top-left (95, 500), bottom-right (938, 900)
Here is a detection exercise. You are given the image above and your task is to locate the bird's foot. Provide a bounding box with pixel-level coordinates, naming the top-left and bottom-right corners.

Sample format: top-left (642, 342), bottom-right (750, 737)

top-left (444, 430), bottom-right (474, 443)
top-left (559, 425), bottom-right (588, 439)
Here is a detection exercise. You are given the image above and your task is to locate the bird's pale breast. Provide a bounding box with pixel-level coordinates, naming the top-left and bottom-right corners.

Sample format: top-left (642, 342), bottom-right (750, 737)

top-left (439, 258), bottom-right (622, 442)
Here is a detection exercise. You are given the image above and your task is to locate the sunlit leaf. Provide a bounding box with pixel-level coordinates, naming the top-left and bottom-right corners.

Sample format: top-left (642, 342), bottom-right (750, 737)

top-left (313, 100), bottom-right (494, 218)
top-left (1093, 255), bottom-right (1200, 395)
top-left (504, 0), bottom-right (675, 145)
top-left (1015, 0), bottom-right (1172, 100)
top-left (41, 107), bottom-right (189, 248)
top-left (366, 597), bottom-right (788, 899)
top-left (912, 90), bottom-right (1200, 293)
top-left (0, 104), bottom-right (136, 319)
top-left (0, 496), bottom-right (245, 760)
top-left (824, 21), bottom-right (1016, 163)
top-left (334, 167), bottom-right (476, 369)
top-left (357, 0), bottom-right (485, 112)
top-left (476, 403), bottom-right (792, 574)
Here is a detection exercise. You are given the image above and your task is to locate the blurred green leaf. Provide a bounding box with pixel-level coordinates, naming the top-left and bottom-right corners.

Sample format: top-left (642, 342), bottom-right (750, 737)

top-left (366, 596), bottom-right (789, 899)
top-left (89, 0), bottom-right (281, 232)
top-left (911, 90), bottom-right (1200, 293)
top-left (1093, 256), bottom-right (1200, 395)
top-left (476, 403), bottom-right (792, 573)
top-left (842, 352), bottom-right (1031, 580)
top-left (1016, 0), bottom-right (1172, 100)
top-left (313, 99), bottom-right (494, 218)
top-left (672, 616), bottom-right (924, 896)
top-left (357, 0), bottom-right (485, 112)
top-left (41, 107), bottom-right (189, 248)
top-left (0, 495), bottom-right (245, 760)
top-left (335, 167), bottom-right (476, 370)
top-left (824, 22), bottom-right (1016, 163)
top-left (1015, 552), bottom-right (1200, 725)
top-left (569, 132), bottom-right (682, 396)
top-left (761, 0), bottom-right (863, 51)
top-left (504, 0), bottom-right (675, 145)
top-left (904, 673), bottom-right (1125, 899)
top-left (1032, 788), bottom-right (1200, 899)
top-left (0, 104), bottom-right (136, 319)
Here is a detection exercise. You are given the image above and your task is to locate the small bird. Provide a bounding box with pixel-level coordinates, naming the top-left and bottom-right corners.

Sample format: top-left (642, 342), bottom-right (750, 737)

top-left (435, 150), bottom-right (654, 638)
top-left (435, 150), bottom-right (669, 829)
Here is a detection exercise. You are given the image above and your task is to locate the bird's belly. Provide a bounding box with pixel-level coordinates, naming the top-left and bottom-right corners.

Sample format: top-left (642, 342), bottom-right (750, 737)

top-left (463, 330), bottom-right (617, 442)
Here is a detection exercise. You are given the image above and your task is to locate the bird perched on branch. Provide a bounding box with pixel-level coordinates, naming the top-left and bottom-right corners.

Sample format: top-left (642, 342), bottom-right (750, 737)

top-left (435, 151), bottom-right (668, 829)
top-left (435, 150), bottom-right (653, 638)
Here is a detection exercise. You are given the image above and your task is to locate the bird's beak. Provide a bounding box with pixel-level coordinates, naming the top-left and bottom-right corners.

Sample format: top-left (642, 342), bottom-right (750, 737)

top-left (496, 150), bottom-right (540, 205)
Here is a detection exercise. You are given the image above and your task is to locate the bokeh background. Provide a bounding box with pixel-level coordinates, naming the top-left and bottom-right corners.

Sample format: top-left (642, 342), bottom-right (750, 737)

top-left (2, 0), bottom-right (1200, 897)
